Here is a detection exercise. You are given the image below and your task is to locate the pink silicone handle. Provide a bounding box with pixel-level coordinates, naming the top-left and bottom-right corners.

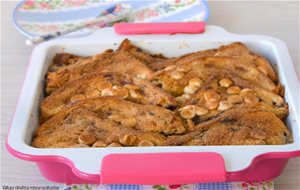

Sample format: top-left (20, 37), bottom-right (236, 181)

top-left (114, 22), bottom-right (205, 35)
top-left (100, 152), bottom-right (226, 185)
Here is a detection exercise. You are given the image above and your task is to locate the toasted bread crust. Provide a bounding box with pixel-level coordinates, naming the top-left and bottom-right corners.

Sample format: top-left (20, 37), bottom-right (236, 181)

top-left (41, 72), bottom-right (177, 121)
top-left (33, 41), bottom-right (292, 148)
top-left (46, 50), bottom-right (154, 94)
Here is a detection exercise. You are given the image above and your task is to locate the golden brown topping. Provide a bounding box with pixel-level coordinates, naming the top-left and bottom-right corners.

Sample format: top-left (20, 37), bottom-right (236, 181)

top-left (179, 105), bottom-right (196, 119)
top-left (195, 106), bottom-right (209, 116)
top-left (119, 134), bottom-right (137, 146)
top-left (205, 100), bottom-right (219, 110)
top-left (101, 88), bottom-right (113, 96)
top-left (109, 115), bottom-right (137, 128)
top-left (189, 78), bottom-right (203, 87)
top-left (112, 87), bottom-right (129, 98)
top-left (97, 82), bottom-right (112, 91)
top-left (121, 117), bottom-right (137, 128)
top-left (70, 94), bottom-right (86, 103)
top-left (108, 142), bottom-right (122, 147)
top-left (175, 96), bottom-right (186, 104)
top-left (92, 140), bottom-right (107, 147)
top-left (136, 73), bottom-right (147, 79)
top-left (124, 84), bottom-right (141, 90)
top-left (184, 85), bottom-right (198, 94)
top-left (227, 95), bottom-right (244, 104)
top-left (218, 100), bottom-right (233, 111)
top-left (258, 66), bottom-right (268, 75)
top-left (78, 133), bottom-right (97, 145)
top-left (70, 144), bottom-right (89, 148)
top-left (170, 70), bottom-right (184, 79)
top-left (227, 86), bottom-right (241, 94)
top-left (177, 65), bottom-right (191, 72)
top-left (85, 89), bottom-right (101, 98)
top-left (219, 78), bottom-right (233, 88)
top-left (138, 140), bottom-right (154, 146)
top-left (204, 90), bottom-right (221, 101)
top-left (164, 65), bottom-right (176, 71)
top-left (129, 89), bottom-right (143, 99)
top-left (183, 94), bottom-right (191, 99)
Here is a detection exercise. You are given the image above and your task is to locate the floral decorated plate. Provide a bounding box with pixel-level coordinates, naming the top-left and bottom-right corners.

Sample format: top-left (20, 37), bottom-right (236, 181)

top-left (12, 0), bottom-right (209, 39)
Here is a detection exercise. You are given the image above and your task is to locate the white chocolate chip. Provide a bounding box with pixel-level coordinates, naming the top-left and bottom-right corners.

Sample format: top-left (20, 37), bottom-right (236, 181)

top-left (195, 106), bottom-right (209, 116)
top-left (101, 88), bottom-right (113, 96)
top-left (218, 100), bottom-right (233, 111)
top-left (119, 134), bottom-right (136, 146)
top-left (244, 93), bottom-right (259, 104)
top-left (182, 94), bottom-right (191, 99)
top-left (227, 95), bottom-right (244, 104)
top-left (108, 142), bottom-right (122, 147)
top-left (184, 85), bottom-right (199, 94)
top-left (92, 140), bottom-right (107, 147)
top-left (136, 73), bottom-right (147, 79)
top-left (175, 96), bottom-right (186, 104)
top-left (227, 86), bottom-right (241, 94)
top-left (219, 78), bottom-right (233, 88)
top-left (189, 78), bottom-right (203, 87)
top-left (204, 90), bottom-right (221, 101)
top-left (179, 105), bottom-right (196, 119)
top-left (205, 100), bottom-right (219, 110)
top-left (138, 140), bottom-right (154, 146)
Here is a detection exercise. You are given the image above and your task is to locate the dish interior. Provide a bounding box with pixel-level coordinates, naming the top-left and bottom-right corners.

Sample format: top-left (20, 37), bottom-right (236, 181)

top-left (9, 27), bottom-right (299, 173)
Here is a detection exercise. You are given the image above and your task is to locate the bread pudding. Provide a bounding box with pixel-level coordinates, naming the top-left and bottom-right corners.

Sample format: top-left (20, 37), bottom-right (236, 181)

top-left (32, 40), bottom-right (292, 148)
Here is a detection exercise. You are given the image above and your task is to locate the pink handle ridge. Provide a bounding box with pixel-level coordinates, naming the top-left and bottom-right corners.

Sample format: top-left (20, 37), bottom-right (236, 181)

top-left (100, 152), bottom-right (226, 185)
top-left (114, 22), bottom-right (205, 35)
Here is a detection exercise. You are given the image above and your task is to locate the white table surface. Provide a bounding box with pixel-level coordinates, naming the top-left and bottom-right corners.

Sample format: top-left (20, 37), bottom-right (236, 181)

top-left (1, 1), bottom-right (299, 189)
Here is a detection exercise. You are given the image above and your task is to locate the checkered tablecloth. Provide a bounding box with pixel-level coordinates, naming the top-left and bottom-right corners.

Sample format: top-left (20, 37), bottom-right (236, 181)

top-left (64, 181), bottom-right (274, 190)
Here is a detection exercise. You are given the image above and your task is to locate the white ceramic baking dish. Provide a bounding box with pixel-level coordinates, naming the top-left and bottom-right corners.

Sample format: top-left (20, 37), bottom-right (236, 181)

top-left (6, 25), bottom-right (300, 184)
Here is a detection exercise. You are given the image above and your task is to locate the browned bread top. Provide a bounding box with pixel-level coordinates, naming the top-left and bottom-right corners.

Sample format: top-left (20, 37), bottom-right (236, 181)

top-left (46, 50), bottom-right (154, 94)
top-left (33, 41), bottom-right (292, 148)
top-left (117, 39), bottom-right (167, 71)
top-left (41, 72), bottom-right (177, 121)
top-left (173, 74), bottom-right (288, 130)
top-left (33, 107), bottom-right (167, 148)
top-left (163, 110), bottom-right (292, 146)
top-left (152, 56), bottom-right (281, 96)
top-left (153, 42), bottom-right (277, 82)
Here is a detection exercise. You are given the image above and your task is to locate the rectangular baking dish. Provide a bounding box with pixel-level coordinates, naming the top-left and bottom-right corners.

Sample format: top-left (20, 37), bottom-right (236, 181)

top-left (6, 25), bottom-right (300, 184)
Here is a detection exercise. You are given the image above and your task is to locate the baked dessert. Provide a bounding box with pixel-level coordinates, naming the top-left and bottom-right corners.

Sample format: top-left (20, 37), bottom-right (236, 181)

top-left (174, 74), bottom-right (288, 130)
top-left (41, 72), bottom-right (177, 121)
top-left (152, 56), bottom-right (281, 96)
top-left (32, 41), bottom-right (292, 148)
top-left (152, 42), bottom-right (277, 82)
top-left (117, 39), bottom-right (167, 71)
top-left (46, 48), bottom-right (154, 94)
top-left (33, 97), bottom-right (185, 148)
top-left (163, 109), bottom-right (292, 146)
